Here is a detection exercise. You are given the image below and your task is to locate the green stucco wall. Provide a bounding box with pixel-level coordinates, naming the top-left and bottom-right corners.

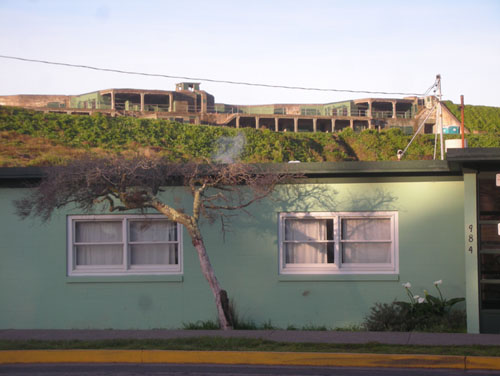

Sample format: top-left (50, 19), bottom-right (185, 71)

top-left (0, 177), bottom-right (466, 329)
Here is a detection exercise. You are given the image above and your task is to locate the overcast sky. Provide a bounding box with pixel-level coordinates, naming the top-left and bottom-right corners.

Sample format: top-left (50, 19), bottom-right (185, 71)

top-left (0, 0), bottom-right (499, 106)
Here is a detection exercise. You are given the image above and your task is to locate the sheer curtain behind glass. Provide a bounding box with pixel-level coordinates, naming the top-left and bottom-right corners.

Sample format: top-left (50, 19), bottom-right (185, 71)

top-left (285, 219), bottom-right (327, 263)
top-left (341, 218), bottom-right (391, 263)
top-left (130, 220), bottom-right (178, 265)
top-left (75, 221), bottom-right (123, 265)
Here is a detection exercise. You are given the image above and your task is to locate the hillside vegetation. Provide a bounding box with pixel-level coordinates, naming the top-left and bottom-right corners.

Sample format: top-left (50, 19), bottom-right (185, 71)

top-left (1, 106), bottom-right (499, 167)
top-left (444, 101), bottom-right (500, 133)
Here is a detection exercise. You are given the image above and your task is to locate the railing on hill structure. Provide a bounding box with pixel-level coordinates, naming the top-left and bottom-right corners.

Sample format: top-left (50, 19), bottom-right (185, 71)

top-left (69, 101), bottom-right (413, 119)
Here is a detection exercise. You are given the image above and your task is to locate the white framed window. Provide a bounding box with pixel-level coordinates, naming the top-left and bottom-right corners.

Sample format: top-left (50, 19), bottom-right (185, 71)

top-left (67, 215), bottom-right (182, 276)
top-left (279, 212), bottom-right (398, 274)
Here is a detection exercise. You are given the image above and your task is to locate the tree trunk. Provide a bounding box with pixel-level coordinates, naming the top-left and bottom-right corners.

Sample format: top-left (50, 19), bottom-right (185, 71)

top-left (151, 200), bottom-right (233, 330)
top-left (191, 233), bottom-right (233, 330)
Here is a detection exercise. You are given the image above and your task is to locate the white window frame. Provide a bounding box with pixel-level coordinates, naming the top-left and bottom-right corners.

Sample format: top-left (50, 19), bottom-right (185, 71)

top-left (67, 214), bottom-right (183, 276)
top-left (279, 211), bottom-right (398, 275)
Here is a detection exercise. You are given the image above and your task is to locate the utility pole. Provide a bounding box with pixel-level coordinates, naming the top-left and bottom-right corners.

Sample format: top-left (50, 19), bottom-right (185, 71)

top-left (435, 74), bottom-right (444, 160)
top-left (461, 95), bottom-right (465, 148)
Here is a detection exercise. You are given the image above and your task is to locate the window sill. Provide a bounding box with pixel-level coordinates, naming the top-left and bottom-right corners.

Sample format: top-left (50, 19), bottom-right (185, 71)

top-left (278, 274), bottom-right (399, 282)
top-left (66, 274), bottom-right (183, 283)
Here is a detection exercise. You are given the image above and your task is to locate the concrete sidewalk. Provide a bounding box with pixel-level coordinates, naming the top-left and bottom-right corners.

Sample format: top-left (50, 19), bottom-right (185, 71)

top-left (1, 329), bottom-right (499, 345)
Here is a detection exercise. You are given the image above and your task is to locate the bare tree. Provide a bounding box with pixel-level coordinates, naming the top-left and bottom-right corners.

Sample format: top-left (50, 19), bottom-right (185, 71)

top-left (15, 155), bottom-right (294, 330)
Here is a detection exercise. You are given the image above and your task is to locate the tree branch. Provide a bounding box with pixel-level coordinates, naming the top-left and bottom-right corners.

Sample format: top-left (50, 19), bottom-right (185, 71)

top-left (150, 198), bottom-right (192, 228)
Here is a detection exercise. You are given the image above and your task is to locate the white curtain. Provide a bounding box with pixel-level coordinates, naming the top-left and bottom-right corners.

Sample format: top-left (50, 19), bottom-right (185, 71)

top-left (130, 244), bottom-right (177, 265)
top-left (129, 220), bottom-right (177, 242)
top-left (75, 221), bottom-right (123, 265)
top-left (130, 220), bottom-right (177, 265)
top-left (342, 218), bottom-right (391, 263)
top-left (285, 219), bottom-right (327, 263)
top-left (342, 218), bottom-right (390, 240)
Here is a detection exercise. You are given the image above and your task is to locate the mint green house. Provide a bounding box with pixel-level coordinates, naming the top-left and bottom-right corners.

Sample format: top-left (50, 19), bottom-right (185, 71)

top-left (1, 150), bottom-right (499, 333)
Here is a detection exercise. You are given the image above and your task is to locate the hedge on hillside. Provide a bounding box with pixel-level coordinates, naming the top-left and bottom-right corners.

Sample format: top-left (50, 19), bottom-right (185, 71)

top-left (443, 101), bottom-right (500, 133)
top-left (1, 106), bottom-right (499, 165)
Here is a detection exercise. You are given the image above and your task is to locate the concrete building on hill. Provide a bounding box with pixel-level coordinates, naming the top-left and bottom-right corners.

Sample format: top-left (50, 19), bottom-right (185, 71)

top-left (0, 82), bottom-right (462, 135)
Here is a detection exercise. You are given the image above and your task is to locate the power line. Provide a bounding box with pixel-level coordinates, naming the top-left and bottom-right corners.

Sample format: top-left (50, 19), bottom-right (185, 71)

top-left (423, 82), bottom-right (437, 96)
top-left (0, 54), bottom-right (427, 96)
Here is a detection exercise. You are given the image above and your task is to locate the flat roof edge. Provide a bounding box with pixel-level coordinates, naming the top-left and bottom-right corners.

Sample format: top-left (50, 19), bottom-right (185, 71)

top-left (0, 167), bottom-right (45, 179)
top-left (0, 161), bottom-right (459, 180)
top-left (280, 160), bottom-right (455, 174)
top-left (447, 148), bottom-right (500, 162)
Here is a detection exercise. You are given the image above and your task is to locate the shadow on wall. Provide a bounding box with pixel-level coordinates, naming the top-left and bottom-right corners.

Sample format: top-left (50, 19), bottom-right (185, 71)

top-left (276, 184), bottom-right (340, 213)
top-left (341, 188), bottom-right (399, 211)
top-left (221, 185), bottom-right (399, 240)
top-left (276, 185), bottom-right (398, 213)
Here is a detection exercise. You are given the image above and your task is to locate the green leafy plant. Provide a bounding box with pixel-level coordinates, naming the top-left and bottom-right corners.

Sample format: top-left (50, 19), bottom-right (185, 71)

top-left (364, 280), bottom-right (466, 332)
top-left (182, 320), bottom-right (220, 330)
top-left (399, 280), bottom-right (464, 317)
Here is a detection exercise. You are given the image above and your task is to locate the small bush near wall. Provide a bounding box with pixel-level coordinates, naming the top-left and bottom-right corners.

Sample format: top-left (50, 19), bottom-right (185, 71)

top-left (363, 281), bottom-right (466, 332)
top-left (363, 301), bottom-right (466, 332)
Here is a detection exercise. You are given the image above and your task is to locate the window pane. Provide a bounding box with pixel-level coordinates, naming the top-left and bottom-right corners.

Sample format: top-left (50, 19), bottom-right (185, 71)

top-left (342, 218), bottom-right (390, 241)
top-left (480, 253), bottom-right (500, 280)
top-left (285, 243), bottom-right (328, 264)
top-left (75, 221), bottom-right (122, 243)
top-left (130, 220), bottom-right (177, 242)
top-left (480, 224), bottom-right (500, 250)
top-left (342, 243), bottom-right (391, 263)
top-left (327, 242), bottom-right (334, 263)
top-left (130, 244), bottom-right (178, 265)
top-left (481, 283), bottom-right (500, 309)
top-left (76, 245), bottom-right (123, 265)
top-left (285, 219), bottom-right (328, 241)
top-left (479, 179), bottom-right (500, 219)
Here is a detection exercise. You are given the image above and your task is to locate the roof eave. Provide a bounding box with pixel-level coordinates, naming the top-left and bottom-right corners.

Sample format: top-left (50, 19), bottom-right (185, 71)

top-left (0, 160), bottom-right (460, 181)
top-left (447, 148), bottom-right (500, 162)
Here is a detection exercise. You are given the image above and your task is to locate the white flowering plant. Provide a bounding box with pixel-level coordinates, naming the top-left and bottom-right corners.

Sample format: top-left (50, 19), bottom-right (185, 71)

top-left (424, 280), bottom-right (464, 315)
top-left (364, 280), bottom-right (466, 332)
top-left (399, 280), bottom-right (464, 317)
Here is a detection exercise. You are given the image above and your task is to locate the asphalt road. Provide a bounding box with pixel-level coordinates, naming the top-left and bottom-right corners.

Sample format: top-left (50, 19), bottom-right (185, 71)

top-left (2, 364), bottom-right (500, 376)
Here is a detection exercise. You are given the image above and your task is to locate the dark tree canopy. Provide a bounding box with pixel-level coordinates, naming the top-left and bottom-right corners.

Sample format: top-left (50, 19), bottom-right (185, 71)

top-left (15, 155), bottom-right (292, 223)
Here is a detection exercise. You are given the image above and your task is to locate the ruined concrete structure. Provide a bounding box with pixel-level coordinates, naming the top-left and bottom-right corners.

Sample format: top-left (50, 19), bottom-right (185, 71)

top-left (0, 83), bottom-right (461, 134)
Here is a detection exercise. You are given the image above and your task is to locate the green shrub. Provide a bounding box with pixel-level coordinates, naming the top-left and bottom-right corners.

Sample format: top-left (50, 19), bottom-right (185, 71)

top-left (443, 101), bottom-right (500, 133)
top-left (363, 281), bottom-right (466, 332)
top-left (364, 301), bottom-right (466, 332)
top-left (2, 105), bottom-right (500, 166)
top-left (364, 301), bottom-right (412, 331)
top-left (182, 320), bottom-right (220, 330)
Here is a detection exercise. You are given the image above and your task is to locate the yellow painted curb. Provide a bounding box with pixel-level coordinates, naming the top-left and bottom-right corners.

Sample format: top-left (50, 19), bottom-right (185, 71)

top-left (466, 356), bottom-right (500, 370)
top-left (142, 350), bottom-right (465, 369)
top-left (0, 350), bottom-right (142, 364)
top-left (1, 350), bottom-right (499, 370)
top-left (0, 350), bottom-right (470, 369)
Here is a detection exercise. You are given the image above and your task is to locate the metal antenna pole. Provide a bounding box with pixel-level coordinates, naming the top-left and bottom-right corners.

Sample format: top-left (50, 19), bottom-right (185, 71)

top-left (436, 74), bottom-right (444, 160)
top-left (461, 95), bottom-right (465, 148)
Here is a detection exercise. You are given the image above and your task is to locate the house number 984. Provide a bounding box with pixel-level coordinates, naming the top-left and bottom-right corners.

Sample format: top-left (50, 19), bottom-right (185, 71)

top-left (468, 224), bottom-right (473, 253)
